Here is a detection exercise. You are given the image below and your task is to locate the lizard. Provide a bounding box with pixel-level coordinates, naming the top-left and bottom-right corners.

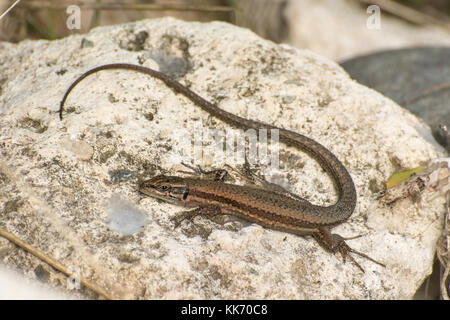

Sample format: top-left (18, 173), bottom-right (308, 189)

top-left (59, 63), bottom-right (385, 272)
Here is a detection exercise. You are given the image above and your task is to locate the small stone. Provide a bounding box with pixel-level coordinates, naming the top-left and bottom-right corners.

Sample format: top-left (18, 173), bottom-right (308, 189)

top-left (61, 137), bottom-right (94, 161)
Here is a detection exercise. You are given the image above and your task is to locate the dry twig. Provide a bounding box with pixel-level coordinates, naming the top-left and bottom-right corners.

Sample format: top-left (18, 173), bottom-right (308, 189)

top-left (0, 227), bottom-right (115, 300)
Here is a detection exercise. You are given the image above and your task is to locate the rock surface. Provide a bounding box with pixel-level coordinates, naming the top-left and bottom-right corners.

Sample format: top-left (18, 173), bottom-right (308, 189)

top-left (341, 47), bottom-right (450, 153)
top-left (0, 17), bottom-right (446, 299)
top-left (0, 265), bottom-right (76, 299)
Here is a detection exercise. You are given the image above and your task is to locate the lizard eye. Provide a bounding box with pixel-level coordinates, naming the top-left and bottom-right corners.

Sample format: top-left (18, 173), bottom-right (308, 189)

top-left (159, 185), bottom-right (169, 191)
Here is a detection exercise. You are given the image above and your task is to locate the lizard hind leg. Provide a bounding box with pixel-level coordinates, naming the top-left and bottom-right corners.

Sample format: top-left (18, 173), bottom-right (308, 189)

top-left (178, 162), bottom-right (229, 182)
top-left (224, 163), bottom-right (308, 202)
top-left (314, 227), bottom-right (385, 273)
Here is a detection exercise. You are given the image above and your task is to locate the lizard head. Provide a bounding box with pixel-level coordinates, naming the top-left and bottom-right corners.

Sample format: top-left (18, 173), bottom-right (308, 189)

top-left (139, 175), bottom-right (189, 204)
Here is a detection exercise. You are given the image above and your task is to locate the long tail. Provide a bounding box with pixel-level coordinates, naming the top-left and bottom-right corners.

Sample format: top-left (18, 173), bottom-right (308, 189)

top-left (59, 63), bottom-right (357, 224)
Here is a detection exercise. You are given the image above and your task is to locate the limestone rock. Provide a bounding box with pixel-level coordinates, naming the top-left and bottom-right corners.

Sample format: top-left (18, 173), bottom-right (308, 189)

top-left (0, 17), bottom-right (445, 299)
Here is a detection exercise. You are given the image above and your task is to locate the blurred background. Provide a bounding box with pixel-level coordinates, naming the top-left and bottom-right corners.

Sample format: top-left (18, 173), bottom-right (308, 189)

top-left (1, 0), bottom-right (450, 61)
top-left (0, 0), bottom-right (449, 300)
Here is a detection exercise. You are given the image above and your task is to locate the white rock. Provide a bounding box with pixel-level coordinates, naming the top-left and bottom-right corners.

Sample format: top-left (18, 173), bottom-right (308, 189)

top-left (0, 17), bottom-right (445, 299)
top-left (0, 266), bottom-right (78, 299)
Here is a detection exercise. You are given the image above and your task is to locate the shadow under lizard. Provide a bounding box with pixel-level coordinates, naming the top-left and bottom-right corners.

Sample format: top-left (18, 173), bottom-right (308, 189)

top-left (58, 63), bottom-right (384, 272)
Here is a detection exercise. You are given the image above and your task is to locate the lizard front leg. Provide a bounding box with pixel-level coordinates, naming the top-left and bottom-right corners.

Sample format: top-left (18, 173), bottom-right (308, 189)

top-left (313, 226), bottom-right (385, 272)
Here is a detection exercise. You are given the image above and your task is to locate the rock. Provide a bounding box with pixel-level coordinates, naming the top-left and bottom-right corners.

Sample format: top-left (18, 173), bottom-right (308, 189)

top-left (0, 265), bottom-right (77, 299)
top-left (0, 17), bottom-right (445, 299)
top-left (284, 0), bottom-right (450, 61)
top-left (61, 136), bottom-right (94, 161)
top-left (340, 47), bottom-right (450, 153)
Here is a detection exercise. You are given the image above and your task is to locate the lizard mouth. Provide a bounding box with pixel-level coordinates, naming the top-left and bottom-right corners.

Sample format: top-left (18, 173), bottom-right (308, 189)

top-left (139, 189), bottom-right (178, 204)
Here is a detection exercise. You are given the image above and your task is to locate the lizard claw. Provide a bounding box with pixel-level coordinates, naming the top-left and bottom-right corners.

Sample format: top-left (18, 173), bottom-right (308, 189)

top-left (170, 208), bottom-right (200, 229)
top-left (337, 240), bottom-right (386, 273)
top-left (316, 228), bottom-right (385, 273)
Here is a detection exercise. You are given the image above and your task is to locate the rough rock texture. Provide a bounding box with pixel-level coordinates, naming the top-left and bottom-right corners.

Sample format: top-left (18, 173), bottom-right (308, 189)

top-left (0, 17), bottom-right (446, 299)
top-left (340, 47), bottom-right (450, 154)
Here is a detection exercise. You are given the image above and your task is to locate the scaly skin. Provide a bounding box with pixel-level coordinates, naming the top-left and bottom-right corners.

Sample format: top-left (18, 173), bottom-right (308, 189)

top-left (60, 63), bottom-right (384, 272)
